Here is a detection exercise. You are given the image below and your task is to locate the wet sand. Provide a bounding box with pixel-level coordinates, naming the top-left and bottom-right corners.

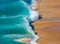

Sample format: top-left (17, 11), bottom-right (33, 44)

top-left (33, 0), bottom-right (60, 44)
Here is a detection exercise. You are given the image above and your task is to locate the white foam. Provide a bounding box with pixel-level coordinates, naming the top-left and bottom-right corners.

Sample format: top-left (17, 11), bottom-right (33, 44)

top-left (29, 10), bottom-right (39, 22)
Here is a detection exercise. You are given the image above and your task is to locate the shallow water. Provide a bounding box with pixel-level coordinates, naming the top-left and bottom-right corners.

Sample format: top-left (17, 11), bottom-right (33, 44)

top-left (0, 0), bottom-right (38, 44)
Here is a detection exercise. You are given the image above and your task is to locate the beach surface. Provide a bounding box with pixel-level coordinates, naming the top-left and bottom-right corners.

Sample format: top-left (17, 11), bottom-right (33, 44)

top-left (33, 0), bottom-right (60, 44)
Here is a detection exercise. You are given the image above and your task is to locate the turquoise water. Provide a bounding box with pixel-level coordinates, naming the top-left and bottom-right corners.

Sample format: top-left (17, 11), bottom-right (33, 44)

top-left (0, 0), bottom-right (37, 44)
top-left (23, 0), bottom-right (32, 5)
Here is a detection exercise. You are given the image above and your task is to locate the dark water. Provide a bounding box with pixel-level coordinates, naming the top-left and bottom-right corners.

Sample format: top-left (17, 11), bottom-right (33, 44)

top-left (23, 0), bottom-right (32, 5)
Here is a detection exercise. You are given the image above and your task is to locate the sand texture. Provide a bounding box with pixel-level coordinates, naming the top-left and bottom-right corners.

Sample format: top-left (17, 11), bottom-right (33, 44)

top-left (33, 0), bottom-right (60, 44)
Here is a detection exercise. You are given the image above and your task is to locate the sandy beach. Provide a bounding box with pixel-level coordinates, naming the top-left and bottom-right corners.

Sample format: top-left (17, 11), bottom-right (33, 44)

top-left (33, 0), bottom-right (60, 44)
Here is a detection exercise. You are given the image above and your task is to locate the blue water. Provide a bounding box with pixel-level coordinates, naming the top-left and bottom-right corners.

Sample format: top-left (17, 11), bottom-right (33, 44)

top-left (23, 0), bottom-right (32, 5)
top-left (0, 0), bottom-right (38, 44)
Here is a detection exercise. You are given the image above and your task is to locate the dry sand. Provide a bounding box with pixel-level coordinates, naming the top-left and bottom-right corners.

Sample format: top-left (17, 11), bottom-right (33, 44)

top-left (33, 0), bottom-right (60, 44)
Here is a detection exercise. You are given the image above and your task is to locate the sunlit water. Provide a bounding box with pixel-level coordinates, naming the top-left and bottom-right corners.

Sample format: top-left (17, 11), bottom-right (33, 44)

top-left (0, 0), bottom-right (39, 44)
